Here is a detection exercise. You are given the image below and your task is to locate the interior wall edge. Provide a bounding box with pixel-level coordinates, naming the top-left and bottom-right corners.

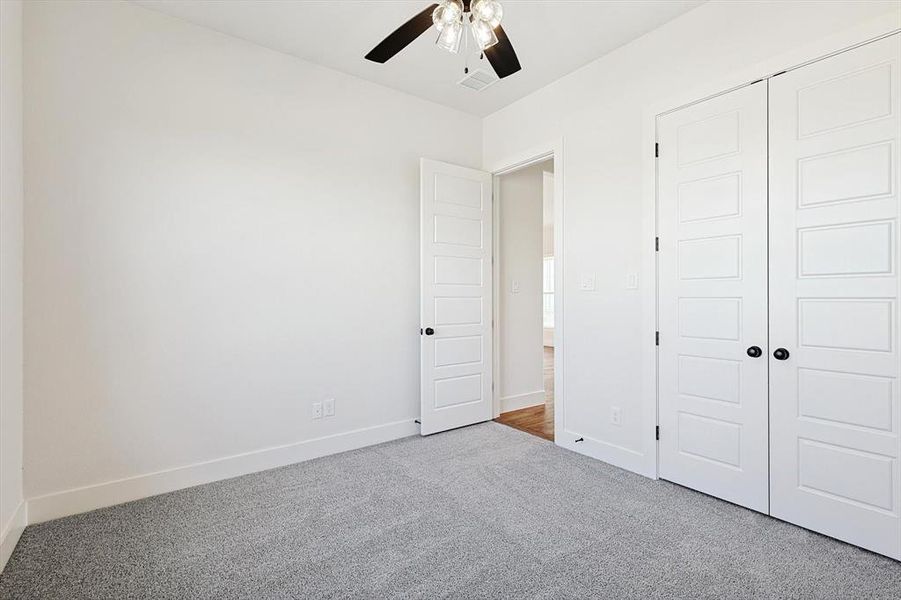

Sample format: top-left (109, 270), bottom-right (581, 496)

top-left (0, 500), bottom-right (27, 574)
top-left (0, 0), bottom-right (25, 573)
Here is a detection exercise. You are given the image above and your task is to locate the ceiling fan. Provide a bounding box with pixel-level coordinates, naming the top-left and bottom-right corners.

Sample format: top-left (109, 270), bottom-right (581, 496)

top-left (365, 0), bottom-right (521, 79)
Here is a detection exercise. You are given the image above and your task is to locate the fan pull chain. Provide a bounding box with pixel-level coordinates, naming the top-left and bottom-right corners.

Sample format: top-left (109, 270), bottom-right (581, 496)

top-left (463, 20), bottom-right (470, 75)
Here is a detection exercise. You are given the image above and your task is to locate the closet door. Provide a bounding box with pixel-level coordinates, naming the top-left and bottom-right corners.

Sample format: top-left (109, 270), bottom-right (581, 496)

top-left (769, 34), bottom-right (901, 560)
top-left (657, 82), bottom-right (769, 512)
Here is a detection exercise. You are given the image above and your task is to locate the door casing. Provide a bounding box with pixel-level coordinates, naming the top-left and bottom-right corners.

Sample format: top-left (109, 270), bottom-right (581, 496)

top-left (488, 142), bottom-right (565, 445)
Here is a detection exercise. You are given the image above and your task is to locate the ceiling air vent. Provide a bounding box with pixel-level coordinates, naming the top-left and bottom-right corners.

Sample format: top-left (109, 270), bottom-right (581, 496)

top-left (457, 69), bottom-right (498, 92)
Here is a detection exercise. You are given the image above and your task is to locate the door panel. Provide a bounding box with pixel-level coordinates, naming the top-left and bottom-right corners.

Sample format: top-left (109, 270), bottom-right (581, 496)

top-left (420, 159), bottom-right (493, 435)
top-left (657, 82), bottom-right (770, 512)
top-left (769, 34), bottom-right (901, 560)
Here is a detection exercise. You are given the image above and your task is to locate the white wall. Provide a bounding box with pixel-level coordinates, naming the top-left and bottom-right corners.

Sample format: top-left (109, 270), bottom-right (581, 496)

top-left (15, 0), bottom-right (901, 523)
top-left (542, 171), bottom-right (554, 348)
top-left (498, 162), bottom-right (547, 412)
top-left (23, 0), bottom-right (481, 517)
top-left (483, 0), bottom-right (901, 475)
top-left (0, 0), bottom-right (26, 572)
top-left (542, 172), bottom-right (554, 258)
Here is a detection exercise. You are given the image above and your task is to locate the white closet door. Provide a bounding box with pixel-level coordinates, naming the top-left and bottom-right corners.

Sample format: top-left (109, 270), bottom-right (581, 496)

top-left (769, 34), bottom-right (901, 560)
top-left (420, 159), bottom-right (493, 436)
top-left (657, 82), bottom-right (769, 512)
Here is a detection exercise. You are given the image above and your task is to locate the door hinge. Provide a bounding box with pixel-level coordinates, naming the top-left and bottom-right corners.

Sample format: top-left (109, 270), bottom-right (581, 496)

top-left (655, 331), bottom-right (660, 346)
top-left (654, 142), bottom-right (659, 158)
top-left (655, 426), bottom-right (660, 441)
top-left (655, 237), bottom-right (659, 252)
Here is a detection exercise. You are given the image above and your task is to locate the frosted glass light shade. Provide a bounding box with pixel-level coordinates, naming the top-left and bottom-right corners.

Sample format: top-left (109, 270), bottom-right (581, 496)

top-left (471, 0), bottom-right (503, 28)
top-left (432, 0), bottom-right (464, 31)
top-left (436, 19), bottom-right (464, 54)
top-left (470, 17), bottom-right (498, 50)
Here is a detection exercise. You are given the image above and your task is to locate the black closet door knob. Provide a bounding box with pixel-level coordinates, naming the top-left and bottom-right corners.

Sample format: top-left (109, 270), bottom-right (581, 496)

top-left (424, 327), bottom-right (435, 336)
top-left (746, 346), bottom-right (762, 358)
top-left (773, 348), bottom-right (790, 361)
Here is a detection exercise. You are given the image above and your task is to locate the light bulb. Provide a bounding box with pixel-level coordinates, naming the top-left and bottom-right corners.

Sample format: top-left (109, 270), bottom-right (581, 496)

top-left (432, 5), bottom-right (445, 31)
top-left (432, 0), bottom-right (464, 32)
top-left (436, 19), bottom-right (463, 54)
top-left (470, 17), bottom-right (498, 51)
top-left (471, 0), bottom-right (503, 28)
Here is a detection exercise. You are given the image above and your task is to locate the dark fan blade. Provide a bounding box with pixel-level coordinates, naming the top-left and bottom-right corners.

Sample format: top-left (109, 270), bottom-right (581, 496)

top-left (484, 24), bottom-right (521, 79)
top-left (365, 4), bottom-right (439, 63)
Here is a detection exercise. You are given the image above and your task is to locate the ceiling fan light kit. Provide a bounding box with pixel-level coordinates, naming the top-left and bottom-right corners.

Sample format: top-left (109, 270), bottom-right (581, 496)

top-left (433, 0), bottom-right (502, 54)
top-left (364, 0), bottom-right (521, 80)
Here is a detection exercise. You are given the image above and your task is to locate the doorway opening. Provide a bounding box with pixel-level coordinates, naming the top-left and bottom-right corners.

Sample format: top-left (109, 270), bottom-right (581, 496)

top-left (493, 159), bottom-right (555, 441)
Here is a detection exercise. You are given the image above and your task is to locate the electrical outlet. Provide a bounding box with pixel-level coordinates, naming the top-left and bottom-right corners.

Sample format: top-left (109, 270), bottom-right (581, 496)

top-left (324, 398), bottom-right (335, 417)
top-left (312, 402), bottom-right (323, 420)
top-left (611, 406), bottom-right (622, 426)
top-left (511, 279), bottom-right (520, 294)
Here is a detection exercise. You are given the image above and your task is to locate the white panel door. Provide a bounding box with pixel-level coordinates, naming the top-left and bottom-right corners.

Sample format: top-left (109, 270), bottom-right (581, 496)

top-left (658, 82), bottom-right (769, 512)
top-left (769, 34), bottom-right (901, 560)
top-left (420, 159), bottom-right (493, 435)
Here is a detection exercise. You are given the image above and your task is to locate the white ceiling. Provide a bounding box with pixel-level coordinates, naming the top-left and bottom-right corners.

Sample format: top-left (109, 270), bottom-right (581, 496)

top-left (132, 0), bottom-right (704, 117)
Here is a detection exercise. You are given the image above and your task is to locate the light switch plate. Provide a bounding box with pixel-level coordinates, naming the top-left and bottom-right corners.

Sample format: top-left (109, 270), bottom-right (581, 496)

top-left (626, 273), bottom-right (639, 290)
top-left (511, 279), bottom-right (520, 294)
top-left (580, 273), bottom-right (596, 291)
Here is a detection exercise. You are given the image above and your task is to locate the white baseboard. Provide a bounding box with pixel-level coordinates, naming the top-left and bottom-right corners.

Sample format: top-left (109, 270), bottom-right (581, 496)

top-left (556, 429), bottom-right (655, 479)
top-left (27, 418), bottom-right (419, 525)
top-left (0, 500), bottom-right (27, 574)
top-left (500, 390), bottom-right (545, 413)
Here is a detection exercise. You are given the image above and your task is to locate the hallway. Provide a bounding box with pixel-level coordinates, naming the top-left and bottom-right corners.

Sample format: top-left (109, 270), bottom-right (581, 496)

top-left (494, 347), bottom-right (554, 441)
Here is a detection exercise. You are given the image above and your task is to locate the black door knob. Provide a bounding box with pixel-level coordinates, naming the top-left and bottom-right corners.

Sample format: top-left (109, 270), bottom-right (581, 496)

top-left (424, 327), bottom-right (435, 336)
top-left (746, 346), bottom-right (762, 358)
top-left (773, 348), bottom-right (790, 361)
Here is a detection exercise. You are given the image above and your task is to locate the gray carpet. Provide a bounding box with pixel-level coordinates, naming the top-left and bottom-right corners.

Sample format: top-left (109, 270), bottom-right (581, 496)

top-left (1, 423), bottom-right (899, 599)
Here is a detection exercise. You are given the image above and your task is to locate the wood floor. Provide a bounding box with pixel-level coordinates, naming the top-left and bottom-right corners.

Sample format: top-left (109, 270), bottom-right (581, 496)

top-left (494, 346), bottom-right (554, 441)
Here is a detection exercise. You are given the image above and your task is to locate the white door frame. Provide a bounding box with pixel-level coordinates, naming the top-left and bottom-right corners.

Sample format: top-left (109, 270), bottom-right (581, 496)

top-left (640, 15), bottom-right (901, 480)
top-left (487, 139), bottom-right (565, 443)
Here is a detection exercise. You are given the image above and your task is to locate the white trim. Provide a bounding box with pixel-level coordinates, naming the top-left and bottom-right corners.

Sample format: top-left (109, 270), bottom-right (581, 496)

top-left (0, 500), bottom-right (27, 573)
top-left (27, 419), bottom-right (418, 524)
top-left (500, 390), bottom-right (545, 414)
top-left (488, 139), bottom-right (565, 445)
top-left (640, 12), bottom-right (901, 482)
top-left (556, 430), bottom-right (649, 476)
top-left (488, 147), bottom-right (555, 176)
